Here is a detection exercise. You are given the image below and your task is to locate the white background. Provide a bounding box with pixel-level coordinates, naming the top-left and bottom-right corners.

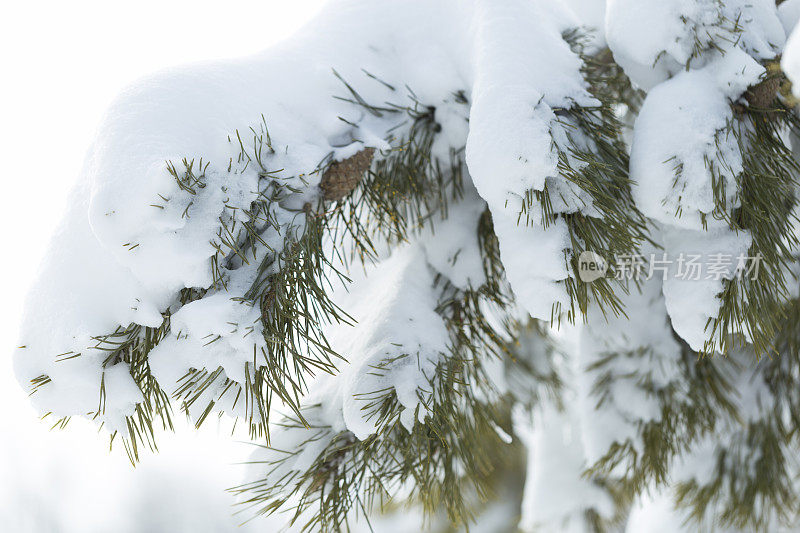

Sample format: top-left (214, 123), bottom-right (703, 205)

top-left (0, 1), bottom-right (324, 530)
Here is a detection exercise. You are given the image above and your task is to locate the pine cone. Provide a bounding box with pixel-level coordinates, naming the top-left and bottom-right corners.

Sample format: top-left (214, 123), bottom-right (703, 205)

top-left (319, 148), bottom-right (375, 201)
top-left (745, 76), bottom-right (781, 110)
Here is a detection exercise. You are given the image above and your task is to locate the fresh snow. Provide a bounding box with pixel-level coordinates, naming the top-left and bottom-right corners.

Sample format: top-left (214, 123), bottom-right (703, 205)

top-left (610, 0), bottom-right (786, 351)
top-left (16, 0), bottom-right (604, 432)
top-left (13, 0), bottom-right (800, 530)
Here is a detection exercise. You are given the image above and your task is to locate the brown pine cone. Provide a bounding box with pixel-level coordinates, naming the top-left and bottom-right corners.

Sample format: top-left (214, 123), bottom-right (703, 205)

top-left (744, 76), bottom-right (781, 110)
top-left (319, 147), bottom-right (375, 202)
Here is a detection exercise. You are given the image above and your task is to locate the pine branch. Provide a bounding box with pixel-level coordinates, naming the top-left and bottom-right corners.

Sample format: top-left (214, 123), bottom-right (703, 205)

top-left (705, 72), bottom-right (800, 356)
